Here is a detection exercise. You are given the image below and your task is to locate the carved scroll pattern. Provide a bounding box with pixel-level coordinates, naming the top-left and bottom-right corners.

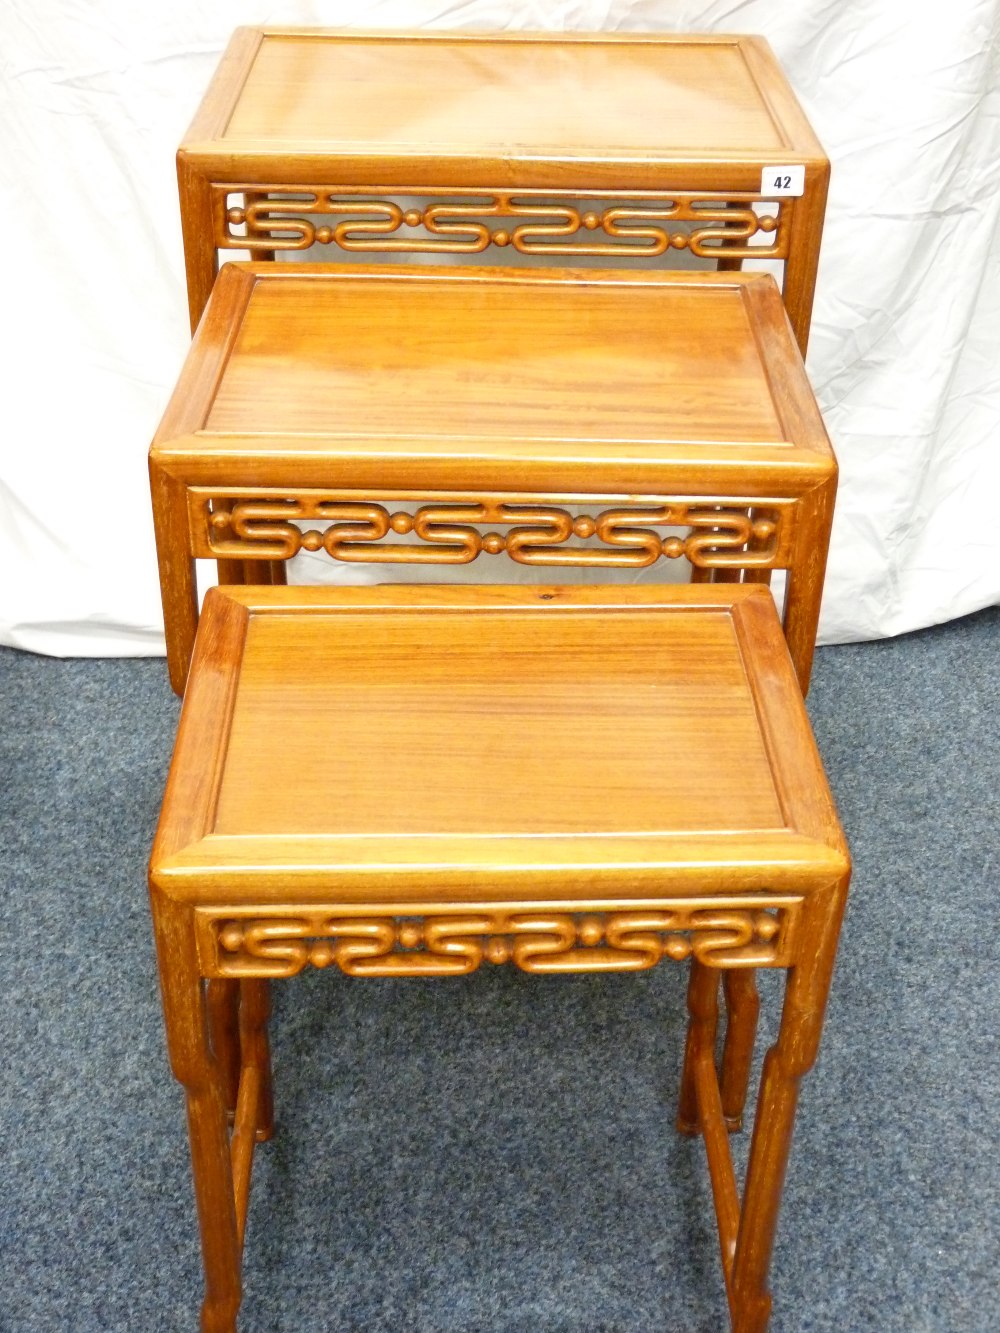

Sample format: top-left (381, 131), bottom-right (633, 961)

top-left (199, 903), bottom-right (798, 979)
top-left (197, 497), bottom-right (783, 570)
top-left (215, 188), bottom-right (788, 260)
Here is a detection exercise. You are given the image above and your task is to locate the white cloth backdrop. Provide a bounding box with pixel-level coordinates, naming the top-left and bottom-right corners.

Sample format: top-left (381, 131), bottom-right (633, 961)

top-left (2, 1), bottom-right (998, 656)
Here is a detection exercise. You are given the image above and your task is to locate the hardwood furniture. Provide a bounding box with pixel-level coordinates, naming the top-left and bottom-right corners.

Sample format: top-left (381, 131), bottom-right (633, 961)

top-left (149, 263), bottom-right (837, 697)
top-left (149, 580), bottom-right (850, 1333)
top-left (177, 28), bottom-right (830, 355)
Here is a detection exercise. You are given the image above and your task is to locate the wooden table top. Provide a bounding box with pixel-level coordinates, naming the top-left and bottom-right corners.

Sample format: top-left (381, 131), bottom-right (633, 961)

top-left (151, 584), bottom-right (847, 899)
top-left (180, 28), bottom-right (825, 184)
top-left (152, 264), bottom-right (833, 495)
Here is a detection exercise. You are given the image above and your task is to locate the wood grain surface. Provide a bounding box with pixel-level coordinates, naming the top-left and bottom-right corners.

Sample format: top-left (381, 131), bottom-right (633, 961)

top-left (221, 33), bottom-right (787, 154)
top-left (204, 271), bottom-right (783, 444)
top-left (152, 583), bottom-right (847, 892)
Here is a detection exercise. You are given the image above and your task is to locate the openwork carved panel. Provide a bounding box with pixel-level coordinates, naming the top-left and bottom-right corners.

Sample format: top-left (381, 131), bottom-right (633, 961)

top-left (214, 186), bottom-right (789, 260)
top-left (196, 900), bottom-right (801, 979)
top-left (191, 495), bottom-right (785, 570)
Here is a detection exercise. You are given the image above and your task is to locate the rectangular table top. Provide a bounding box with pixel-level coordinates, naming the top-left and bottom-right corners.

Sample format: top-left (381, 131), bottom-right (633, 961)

top-left (180, 28), bottom-right (826, 184)
top-left (151, 264), bottom-right (833, 494)
top-left (151, 584), bottom-right (847, 899)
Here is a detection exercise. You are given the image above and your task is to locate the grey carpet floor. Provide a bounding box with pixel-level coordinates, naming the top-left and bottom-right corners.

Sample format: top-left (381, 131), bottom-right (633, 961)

top-left (0, 605), bottom-right (997, 1332)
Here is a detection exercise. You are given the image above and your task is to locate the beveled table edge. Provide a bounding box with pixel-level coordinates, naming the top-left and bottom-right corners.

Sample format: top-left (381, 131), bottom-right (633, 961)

top-left (149, 263), bottom-right (835, 478)
top-left (179, 27), bottom-right (828, 169)
top-left (150, 583), bottom-right (850, 891)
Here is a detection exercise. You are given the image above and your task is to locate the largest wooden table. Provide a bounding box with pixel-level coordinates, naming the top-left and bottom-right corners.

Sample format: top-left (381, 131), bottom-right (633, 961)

top-left (178, 28), bottom-right (829, 354)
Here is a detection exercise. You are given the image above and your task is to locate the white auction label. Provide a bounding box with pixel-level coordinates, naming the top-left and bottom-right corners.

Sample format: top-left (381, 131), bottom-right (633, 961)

top-left (760, 165), bottom-right (805, 197)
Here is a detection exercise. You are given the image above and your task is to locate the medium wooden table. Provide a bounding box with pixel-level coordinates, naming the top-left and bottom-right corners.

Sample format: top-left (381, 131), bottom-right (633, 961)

top-left (149, 263), bottom-right (837, 696)
top-left (149, 581), bottom-right (850, 1333)
top-left (177, 29), bottom-right (829, 354)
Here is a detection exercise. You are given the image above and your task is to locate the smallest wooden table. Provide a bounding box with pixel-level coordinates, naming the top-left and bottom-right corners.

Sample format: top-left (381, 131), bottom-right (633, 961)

top-left (149, 581), bottom-right (849, 1333)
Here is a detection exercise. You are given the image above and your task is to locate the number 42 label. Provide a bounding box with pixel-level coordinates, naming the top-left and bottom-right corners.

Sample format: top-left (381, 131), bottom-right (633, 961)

top-left (761, 165), bottom-right (805, 197)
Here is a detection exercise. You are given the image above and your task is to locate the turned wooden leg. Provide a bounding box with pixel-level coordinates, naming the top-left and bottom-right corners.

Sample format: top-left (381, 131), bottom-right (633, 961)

top-left (239, 979), bottom-right (275, 1142)
top-left (153, 901), bottom-right (242, 1333)
top-left (206, 980), bottom-right (240, 1118)
top-left (720, 970), bottom-right (760, 1132)
top-left (677, 959), bottom-right (719, 1135)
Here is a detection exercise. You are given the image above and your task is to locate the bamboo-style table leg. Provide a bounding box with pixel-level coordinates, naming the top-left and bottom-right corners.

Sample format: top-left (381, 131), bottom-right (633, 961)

top-left (677, 877), bottom-right (848, 1331)
top-left (153, 900), bottom-right (278, 1331)
top-left (205, 978), bottom-right (276, 1133)
top-left (720, 970), bottom-right (760, 1132)
top-left (240, 979), bottom-right (275, 1143)
top-left (677, 960), bottom-right (719, 1137)
top-left (154, 904), bottom-right (242, 1333)
top-left (206, 980), bottom-right (240, 1118)
top-left (677, 965), bottom-right (760, 1136)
